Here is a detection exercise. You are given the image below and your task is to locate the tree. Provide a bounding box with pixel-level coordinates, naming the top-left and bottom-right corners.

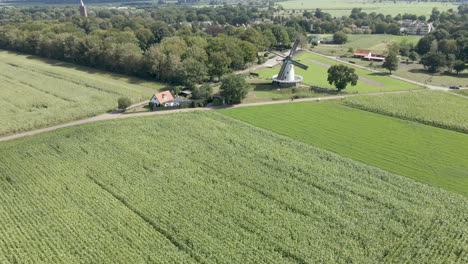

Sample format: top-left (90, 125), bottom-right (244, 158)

top-left (327, 65), bottom-right (358, 91)
top-left (333, 32), bottom-right (348, 44)
top-left (220, 75), bottom-right (250, 104)
top-left (192, 84), bottom-right (213, 100)
top-left (420, 52), bottom-right (446, 73)
top-left (453, 60), bottom-right (466, 75)
top-left (178, 57), bottom-right (208, 89)
top-left (118, 97), bottom-right (132, 111)
top-left (208, 51), bottom-right (231, 80)
top-left (409, 51), bottom-right (419, 62)
top-left (383, 53), bottom-right (399, 74)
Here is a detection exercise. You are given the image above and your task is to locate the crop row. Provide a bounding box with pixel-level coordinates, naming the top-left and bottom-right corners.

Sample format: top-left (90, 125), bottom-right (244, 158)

top-left (341, 90), bottom-right (468, 133)
top-left (0, 112), bottom-right (466, 263)
top-left (0, 52), bottom-right (154, 137)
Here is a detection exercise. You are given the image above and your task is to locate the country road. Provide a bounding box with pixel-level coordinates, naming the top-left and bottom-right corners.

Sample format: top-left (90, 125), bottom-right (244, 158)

top-left (0, 90), bottom-right (422, 143)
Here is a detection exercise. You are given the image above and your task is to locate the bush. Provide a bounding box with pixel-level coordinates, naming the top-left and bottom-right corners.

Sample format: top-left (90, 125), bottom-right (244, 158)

top-left (192, 85), bottom-right (213, 100)
top-left (118, 97), bottom-right (132, 111)
top-left (333, 32), bottom-right (348, 44)
top-left (212, 98), bottom-right (223, 106)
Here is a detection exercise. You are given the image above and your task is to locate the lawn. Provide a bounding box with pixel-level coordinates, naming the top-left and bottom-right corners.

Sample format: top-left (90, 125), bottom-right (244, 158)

top-left (0, 51), bottom-right (167, 136)
top-left (341, 90), bottom-right (468, 133)
top-left (277, 0), bottom-right (457, 16)
top-left (221, 102), bottom-right (468, 195)
top-left (312, 34), bottom-right (421, 56)
top-left (0, 111), bottom-right (466, 263)
top-left (253, 52), bottom-right (422, 94)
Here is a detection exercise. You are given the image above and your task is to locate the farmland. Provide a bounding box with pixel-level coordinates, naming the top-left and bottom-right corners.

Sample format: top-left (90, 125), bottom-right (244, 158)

top-left (341, 90), bottom-right (468, 133)
top-left (221, 102), bottom-right (468, 195)
top-left (277, 0), bottom-right (458, 16)
top-left (253, 52), bottom-right (422, 93)
top-left (0, 112), bottom-right (466, 263)
top-left (0, 51), bottom-right (162, 136)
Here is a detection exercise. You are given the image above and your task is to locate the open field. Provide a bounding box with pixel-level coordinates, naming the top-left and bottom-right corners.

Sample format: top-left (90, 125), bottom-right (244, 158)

top-left (277, 0), bottom-right (458, 16)
top-left (343, 57), bottom-right (468, 88)
top-left (312, 34), bottom-right (421, 56)
top-left (253, 52), bottom-right (422, 94)
top-left (221, 102), bottom-right (468, 195)
top-left (0, 51), bottom-right (166, 136)
top-left (341, 90), bottom-right (468, 133)
top-left (0, 112), bottom-right (467, 263)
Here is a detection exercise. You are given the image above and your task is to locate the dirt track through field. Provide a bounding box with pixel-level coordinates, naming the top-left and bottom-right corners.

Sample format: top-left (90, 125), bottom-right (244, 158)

top-left (305, 58), bottom-right (384, 87)
top-left (0, 90), bottom-right (424, 143)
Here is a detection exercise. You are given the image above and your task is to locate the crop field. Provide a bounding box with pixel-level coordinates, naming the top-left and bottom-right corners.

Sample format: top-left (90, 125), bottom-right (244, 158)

top-left (341, 90), bottom-right (468, 133)
top-left (0, 112), bottom-right (466, 263)
top-left (0, 51), bottom-right (162, 137)
top-left (277, 0), bottom-right (457, 16)
top-left (312, 34), bottom-right (421, 56)
top-left (221, 102), bottom-right (468, 195)
top-left (254, 52), bottom-right (422, 93)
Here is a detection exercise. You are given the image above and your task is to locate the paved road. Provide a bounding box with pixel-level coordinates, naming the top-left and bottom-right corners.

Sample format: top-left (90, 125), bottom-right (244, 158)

top-left (0, 90), bottom-right (421, 143)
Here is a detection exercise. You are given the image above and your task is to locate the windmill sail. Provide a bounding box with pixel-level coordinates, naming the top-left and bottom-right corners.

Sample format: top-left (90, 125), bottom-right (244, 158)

top-left (290, 39), bottom-right (300, 56)
top-left (291, 60), bottom-right (309, 70)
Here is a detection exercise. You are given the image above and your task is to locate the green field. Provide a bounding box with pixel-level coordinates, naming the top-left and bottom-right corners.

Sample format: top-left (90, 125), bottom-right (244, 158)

top-left (0, 51), bottom-right (165, 136)
top-left (278, 0), bottom-right (457, 16)
top-left (341, 90), bottom-right (468, 133)
top-left (254, 52), bottom-right (422, 93)
top-left (222, 102), bottom-right (468, 195)
top-left (0, 112), bottom-right (466, 263)
top-left (312, 34), bottom-right (421, 56)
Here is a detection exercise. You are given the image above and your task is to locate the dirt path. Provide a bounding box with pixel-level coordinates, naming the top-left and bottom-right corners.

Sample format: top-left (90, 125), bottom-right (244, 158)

top-left (0, 90), bottom-right (421, 143)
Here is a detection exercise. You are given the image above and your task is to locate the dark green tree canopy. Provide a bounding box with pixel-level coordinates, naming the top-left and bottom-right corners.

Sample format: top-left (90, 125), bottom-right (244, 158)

top-left (220, 75), bottom-right (250, 104)
top-left (327, 65), bottom-right (358, 91)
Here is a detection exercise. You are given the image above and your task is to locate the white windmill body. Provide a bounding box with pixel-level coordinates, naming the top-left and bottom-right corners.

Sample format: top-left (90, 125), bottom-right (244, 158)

top-left (269, 39), bottom-right (308, 87)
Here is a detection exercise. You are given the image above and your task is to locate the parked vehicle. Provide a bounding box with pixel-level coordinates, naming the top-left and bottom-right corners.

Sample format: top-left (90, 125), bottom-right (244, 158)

top-left (449, 86), bottom-right (460, 89)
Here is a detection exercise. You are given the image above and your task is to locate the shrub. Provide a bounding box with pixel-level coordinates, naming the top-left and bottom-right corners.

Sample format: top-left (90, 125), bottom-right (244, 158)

top-left (333, 32), bottom-right (348, 44)
top-left (118, 97), bottom-right (132, 111)
top-left (212, 98), bottom-right (223, 106)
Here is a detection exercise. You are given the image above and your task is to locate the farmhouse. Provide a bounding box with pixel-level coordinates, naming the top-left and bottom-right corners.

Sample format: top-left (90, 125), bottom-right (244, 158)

top-left (150, 91), bottom-right (177, 107)
top-left (354, 49), bottom-right (385, 62)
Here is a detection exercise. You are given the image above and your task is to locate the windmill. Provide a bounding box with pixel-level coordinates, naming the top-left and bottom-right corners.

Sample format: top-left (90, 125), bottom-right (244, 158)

top-left (268, 39), bottom-right (308, 87)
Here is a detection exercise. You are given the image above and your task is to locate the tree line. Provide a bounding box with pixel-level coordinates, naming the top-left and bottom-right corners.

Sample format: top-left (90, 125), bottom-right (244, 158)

top-left (0, 5), bottom-right (308, 89)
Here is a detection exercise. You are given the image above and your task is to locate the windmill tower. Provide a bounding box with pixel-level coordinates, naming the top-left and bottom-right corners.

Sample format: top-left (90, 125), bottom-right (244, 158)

top-left (79, 0), bottom-right (88, 17)
top-left (269, 39), bottom-right (309, 87)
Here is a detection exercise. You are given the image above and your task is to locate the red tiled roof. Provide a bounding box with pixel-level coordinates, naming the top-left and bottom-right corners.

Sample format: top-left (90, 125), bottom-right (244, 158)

top-left (354, 49), bottom-right (371, 56)
top-left (154, 91), bottom-right (174, 104)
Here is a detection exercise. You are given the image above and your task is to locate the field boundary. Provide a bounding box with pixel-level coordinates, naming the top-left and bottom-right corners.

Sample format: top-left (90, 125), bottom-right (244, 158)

top-left (0, 90), bottom-right (423, 143)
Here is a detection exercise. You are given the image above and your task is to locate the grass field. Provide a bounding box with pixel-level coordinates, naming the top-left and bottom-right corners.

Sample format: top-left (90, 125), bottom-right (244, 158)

top-left (0, 51), bottom-right (166, 136)
top-left (254, 52), bottom-right (422, 94)
top-left (221, 102), bottom-right (468, 195)
top-left (312, 34), bottom-right (421, 56)
top-left (343, 57), bottom-right (468, 88)
top-left (277, 0), bottom-right (458, 16)
top-left (0, 111), bottom-right (466, 263)
top-left (341, 90), bottom-right (468, 133)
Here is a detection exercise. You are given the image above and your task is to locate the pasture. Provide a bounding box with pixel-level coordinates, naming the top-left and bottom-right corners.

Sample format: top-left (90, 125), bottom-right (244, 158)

top-left (312, 34), bottom-right (421, 56)
top-left (253, 52), bottom-right (422, 93)
top-left (0, 112), bottom-right (466, 263)
top-left (0, 51), bottom-right (163, 136)
top-left (341, 90), bottom-right (468, 133)
top-left (277, 0), bottom-right (458, 16)
top-left (221, 102), bottom-right (468, 195)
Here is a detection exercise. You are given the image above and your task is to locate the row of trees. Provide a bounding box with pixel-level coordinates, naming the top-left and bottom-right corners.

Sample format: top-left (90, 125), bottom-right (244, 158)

top-left (0, 5), bottom-right (311, 89)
